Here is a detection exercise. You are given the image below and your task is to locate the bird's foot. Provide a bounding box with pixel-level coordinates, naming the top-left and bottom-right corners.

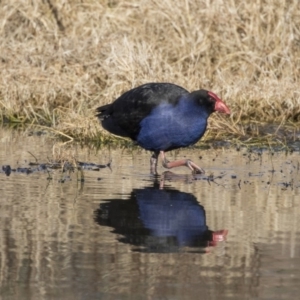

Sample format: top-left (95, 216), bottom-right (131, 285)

top-left (186, 159), bottom-right (205, 174)
top-left (159, 151), bottom-right (205, 174)
top-left (162, 158), bottom-right (205, 174)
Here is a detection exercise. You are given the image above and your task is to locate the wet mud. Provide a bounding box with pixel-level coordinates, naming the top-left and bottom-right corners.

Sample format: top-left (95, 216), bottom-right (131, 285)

top-left (1, 160), bottom-right (111, 179)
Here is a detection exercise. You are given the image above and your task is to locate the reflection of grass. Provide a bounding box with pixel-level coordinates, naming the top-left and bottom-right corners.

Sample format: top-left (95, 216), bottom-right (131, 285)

top-left (0, 1), bottom-right (300, 143)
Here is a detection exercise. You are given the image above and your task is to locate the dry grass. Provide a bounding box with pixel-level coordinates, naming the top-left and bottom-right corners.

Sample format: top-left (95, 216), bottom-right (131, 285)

top-left (0, 0), bottom-right (300, 143)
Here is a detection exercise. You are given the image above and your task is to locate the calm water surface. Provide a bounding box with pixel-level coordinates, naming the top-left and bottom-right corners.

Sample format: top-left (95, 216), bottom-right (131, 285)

top-left (0, 129), bottom-right (300, 300)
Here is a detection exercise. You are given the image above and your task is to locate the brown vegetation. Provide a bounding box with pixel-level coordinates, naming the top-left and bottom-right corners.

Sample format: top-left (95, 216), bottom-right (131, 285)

top-left (0, 0), bottom-right (300, 143)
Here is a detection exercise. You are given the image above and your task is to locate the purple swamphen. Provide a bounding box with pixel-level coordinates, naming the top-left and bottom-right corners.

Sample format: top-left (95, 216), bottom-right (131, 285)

top-left (96, 83), bottom-right (230, 174)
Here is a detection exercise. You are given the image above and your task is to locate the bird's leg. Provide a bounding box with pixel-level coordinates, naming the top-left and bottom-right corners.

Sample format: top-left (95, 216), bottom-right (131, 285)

top-left (207, 230), bottom-right (228, 247)
top-left (150, 152), bottom-right (159, 174)
top-left (160, 151), bottom-right (205, 174)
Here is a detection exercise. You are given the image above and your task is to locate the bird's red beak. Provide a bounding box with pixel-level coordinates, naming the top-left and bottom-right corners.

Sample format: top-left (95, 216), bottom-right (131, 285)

top-left (208, 91), bottom-right (230, 115)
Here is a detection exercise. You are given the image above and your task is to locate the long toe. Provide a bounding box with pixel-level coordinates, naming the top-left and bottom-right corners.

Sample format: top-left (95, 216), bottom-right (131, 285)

top-left (186, 160), bottom-right (205, 174)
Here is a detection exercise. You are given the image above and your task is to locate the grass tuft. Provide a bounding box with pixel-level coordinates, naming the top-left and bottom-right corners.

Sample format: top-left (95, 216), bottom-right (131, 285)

top-left (0, 0), bottom-right (300, 144)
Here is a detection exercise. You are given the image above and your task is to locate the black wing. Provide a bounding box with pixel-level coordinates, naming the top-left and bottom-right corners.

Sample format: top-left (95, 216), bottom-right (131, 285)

top-left (96, 83), bottom-right (189, 140)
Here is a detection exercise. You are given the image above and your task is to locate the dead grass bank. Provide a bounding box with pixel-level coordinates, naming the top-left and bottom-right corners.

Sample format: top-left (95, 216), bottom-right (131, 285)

top-left (0, 0), bottom-right (300, 143)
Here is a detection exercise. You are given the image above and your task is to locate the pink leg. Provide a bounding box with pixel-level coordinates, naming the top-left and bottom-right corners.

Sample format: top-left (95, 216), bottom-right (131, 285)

top-left (208, 230), bottom-right (228, 247)
top-left (160, 151), bottom-right (205, 174)
top-left (212, 229), bottom-right (228, 242)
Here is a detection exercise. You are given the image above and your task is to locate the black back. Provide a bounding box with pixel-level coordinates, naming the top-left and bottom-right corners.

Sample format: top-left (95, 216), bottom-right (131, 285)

top-left (96, 83), bottom-right (189, 139)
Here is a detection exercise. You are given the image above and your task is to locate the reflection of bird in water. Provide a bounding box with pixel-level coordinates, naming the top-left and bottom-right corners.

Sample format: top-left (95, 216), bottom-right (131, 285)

top-left (95, 186), bottom-right (227, 253)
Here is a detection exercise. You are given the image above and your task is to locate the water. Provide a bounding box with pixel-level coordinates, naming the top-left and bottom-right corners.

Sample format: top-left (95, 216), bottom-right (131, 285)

top-left (0, 129), bottom-right (300, 300)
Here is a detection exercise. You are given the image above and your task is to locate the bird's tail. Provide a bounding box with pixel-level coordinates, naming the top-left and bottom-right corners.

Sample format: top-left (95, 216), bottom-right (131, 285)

top-left (96, 104), bottom-right (111, 120)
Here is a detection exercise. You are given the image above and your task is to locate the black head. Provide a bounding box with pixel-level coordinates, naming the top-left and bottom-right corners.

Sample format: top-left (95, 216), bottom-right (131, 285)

top-left (190, 89), bottom-right (230, 115)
